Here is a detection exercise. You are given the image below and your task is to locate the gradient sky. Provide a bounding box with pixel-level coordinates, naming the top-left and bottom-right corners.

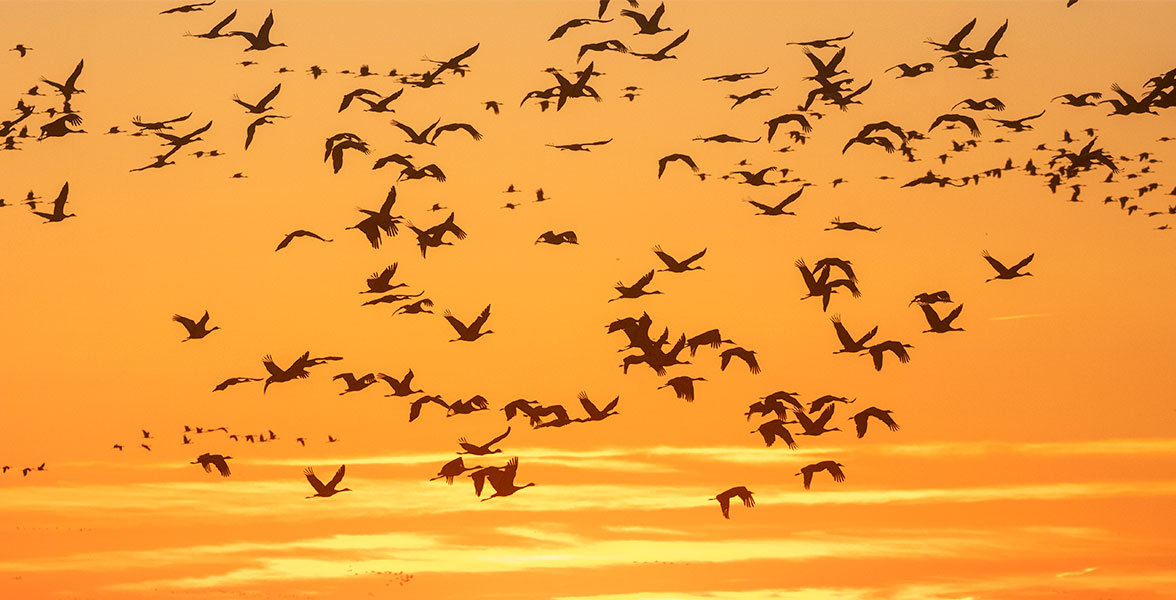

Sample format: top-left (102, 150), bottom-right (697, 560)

top-left (3, 1), bottom-right (1176, 599)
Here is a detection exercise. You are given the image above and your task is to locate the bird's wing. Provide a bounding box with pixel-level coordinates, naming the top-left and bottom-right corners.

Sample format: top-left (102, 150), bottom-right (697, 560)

top-left (325, 464), bottom-right (346, 489)
top-left (470, 304), bottom-right (492, 331)
top-left (981, 251), bottom-right (1008, 273)
top-left (1010, 253), bottom-right (1035, 272)
top-left (948, 17), bottom-right (977, 47)
top-left (432, 122), bottom-right (482, 141)
top-left (53, 182), bottom-right (69, 213)
top-left (633, 270), bottom-right (655, 289)
top-left (983, 19), bottom-right (1009, 54)
top-left (304, 468), bottom-right (327, 494)
top-left (919, 303), bottom-right (943, 328)
top-left (659, 29), bottom-right (689, 53)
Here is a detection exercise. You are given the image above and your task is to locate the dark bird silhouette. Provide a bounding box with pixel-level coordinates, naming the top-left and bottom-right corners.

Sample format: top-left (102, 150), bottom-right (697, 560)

top-left (173, 311), bottom-right (220, 341)
top-left (753, 420), bottom-right (797, 449)
top-left (797, 461), bottom-right (845, 489)
top-left (304, 465), bottom-right (351, 498)
top-left (577, 391), bottom-right (620, 421)
top-left (611, 270), bottom-right (662, 301)
top-left (982, 251), bottom-right (1034, 281)
top-left (162, 1), bottom-right (215, 13)
top-left (794, 405), bottom-right (841, 436)
top-left (348, 188), bottom-right (402, 250)
top-left (851, 407), bottom-right (900, 438)
top-left (275, 230), bottom-right (331, 251)
top-left (378, 369), bottom-right (421, 397)
top-left (703, 67), bottom-right (769, 82)
top-left (730, 167), bottom-right (777, 185)
top-left (186, 9), bottom-right (237, 38)
top-left (830, 314), bottom-right (877, 354)
top-left (929, 113), bottom-right (981, 137)
top-left (766, 114), bottom-right (813, 141)
top-left (1053, 92), bottom-right (1102, 107)
top-left (926, 17), bottom-right (976, 52)
top-left (809, 395), bottom-right (854, 414)
top-left (910, 291), bottom-right (952, 306)
top-left (862, 341), bottom-right (913, 371)
top-left (458, 427), bottom-right (511, 455)
top-left (547, 139), bottom-right (612, 152)
top-left (480, 457), bottom-right (534, 500)
top-left (920, 303), bottom-right (965, 333)
top-left (191, 453), bottom-right (232, 477)
top-left (233, 83), bottom-right (281, 113)
top-left (653, 246), bottom-right (705, 272)
top-left (448, 395), bottom-right (491, 417)
top-left (710, 486), bottom-right (755, 518)
top-left (536, 230), bottom-right (578, 245)
top-left (41, 59), bottom-right (85, 112)
top-left (392, 298), bottom-right (434, 316)
top-left (430, 123), bottom-right (482, 145)
top-left (632, 29), bottom-right (689, 61)
top-left (693, 133), bottom-right (759, 143)
top-left (244, 114), bottom-right (288, 150)
top-left (887, 62), bottom-right (934, 78)
top-left (213, 377), bottom-right (261, 391)
top-left (659, 376), bottom-right (705, 401)
top-left (362, 263), bottom-right (405, 295)
top-left (10, 44), bottom-right (33, 57)
top-left (989, 110), bottom-right (1046, 132)
top-left (409, 395), bottom-right (449, 422)
top-left (549, 18), bottom-right (613, 41)
top-left (789, 32), bottom-right (853, 48)
top-left (826, 217), bottom-right (880, 232)
top-left (444, 305), bottom-right (494, 341)
top-left (577, 39), bottom-right (630, 62)
top-left (686, 329), bottom-right (733, 355)
top-left (339, 88), bottom-right (403, 113)
top-left (748, 188), bottom-right (804, 216)
top-left (621, 2), bottom-right (670, 34)
top-left (38, 114), bottom-right (86, 139)
top-left (657, 153), bottom-right (699, 178)
top-left (333, 372), bottom-right (378, 394)
top-left (729, 87), bottom-right (776, 108)
top-left (229, 10), bottom-right (286, 51)
top-left (720, 347), bottom-right (760, 374)
top-left (954, 97), bottom-right (1006, 111)
top-left (32, 183), bottom-right (75, 223)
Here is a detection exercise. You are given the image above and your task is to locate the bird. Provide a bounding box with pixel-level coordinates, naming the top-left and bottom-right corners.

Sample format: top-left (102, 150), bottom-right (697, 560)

top-left (657, 154), bottom-right (699, 178)
top-left (332, 372), bottom-right (378, 394)
top-left (953, 97), bottom-right (1006, 111)
top-left (748, 188), bottom-right (804, 216)
top-left (10, 44), bottom-right (33, 57)
top-left (919, 304), bottom-right (965, 333)
top-left (789, 32), bottom-right (853, 48)
top-left (191, 453), bottom-right (232, 477)
top-left (796, 461), bottom-right (845, 489)
top-left (929, 113), bottom-right (981, 137)
top-left (910, 291), bottom-right (952, 306)
top-left (610, 270), bottom-right (661, 301)
top-left (709, 486), bottom-right (755, 518)
top-left (808, 395), bottom-right (855, 413)
top-left (304, 465), bottom-right (351, 498)
top-left (719, 347), bottom-right (760, 374)
top-left (338, 88), bottom-right (403, 112)
top-left (653, 246), bottom-right (705, 272)
top-left (213, 377), bottom-right (261, 391)
top-left (38, 114), bottom-right (86, 140)
top-left (41, 59), bottom-right (85, 112)
top-left (926, 17), bottom-right (976, 52)
top-left (794, 405), bottom-right (841, 436)
top-left (825, 217), bottom-right (880, 232)
top-left (549, 18), bottom-right (614, 41)
top-left (547, 139), bottom-right (612, 152)
top-left (632, 29), bottom-right (689, 61)
top-left (444, 305), bottom-right (494, 341)
top-left (186, 9), bottom-right (237, 38)
top-left (982, 251), bottom-right (1034, 281)
top-left (244, 114), bottom-right (288, 150)
top-left (989, 110), bottom-right (1046, 132)
top-left (409, 395), bottom-right (450, 422)
top-left (229, 10), bottom-right (286, 51)
top-left (275, 230), bottom-right (331, 251)
top-left (658, 376), bottom-right (705, 401)
top-left (621, 2), bottom-right (671, 34)
top-left (393, 299), bottom-right (434, 316)
top-left (703, 67), bottom-right (769, 82)
top-left (887, 62), bottom-right (934, 78)
top-left (233, 83), bottom-right (281, 113)
top-left (480, 457), bottom-right (534, 501)
top-left (31, 183), bottom-right (75, 223)
top-left (348, 188), bottom-right (402, 250)
top-left (686, 329), bottom-right (734, 355)
top-left (261, 352), bottom-right (312, 393)
top-left (447, 396), bottom-right (491, 417)
top-left (752, 420), bottom-right (798, 449)
top-left (862, 341), bottom-right (913, 371)
top-left (378, 369), bottom-right (422, 397)
top-left (729, 87), bottom-right (777, 109)
top-left (851, 407), bottom-right (900, 438)
top-left (577, 392), bottom-right (620, 421)
top-left (730, 167), bottom-right (778, 185)
top-left (458, 427), bottom-right (511, 455)
top-left (536, 230), bottom-right (578, 245)
top-left (1053, 92), bottom-right (1102, 106)
top-left (765, 114), bottom-right (813, 141)
top-left (173, 311), bottom-right (220, 341)
top-left (162, 1), bottom-right (215, 13)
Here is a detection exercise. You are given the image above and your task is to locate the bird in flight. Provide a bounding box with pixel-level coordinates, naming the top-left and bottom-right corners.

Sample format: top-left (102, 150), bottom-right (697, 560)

top-left (547, 139), bottom-right (612, 152)
top-left (653, 246), bottom-right (705, 272)
top-left (657, 153), bottom-right (699, 178)
top-left (709, 486), bottom-right (755, 518)
top-left (789, 32), bottom-right (853, 48)
top-left (304, 465), bottom-right (351, 498)
top-left (982, 251), bottom-right (1034, 281)
top-left (173, 311), bottom-right (220, 341)
top-left (850, 407), bottom-right (900, 438)
top-left (444, 305), bottom-right (494, 342)
top-left (275, 230), bottom-right (331, 252)
top-left (536, 231), bottom-right (578, 245)
top-left (632, 30), bottom-right (689, 61)
top-left (611, 270), bottom-right (661, 301)
top-left (919, 304), bottom-right (965, 333)
top-left (191, 453), bottom-right (232, 477)
top-left (576, 391), bottom-right (620, 422)
top-left (229, 10), bottom-right (286, 51)
top-left (32, 183), bottom-right (75, 223)
top-left (162, 1), bottom-right (215, 14)
top-left (457, 428), bottom-right (511, 455)
top-left (233, 83), bottom-right (281, 114)
top-left (748, 188), bottom-right (804, 216)
top-left (797, 461), bottom-right (845, 489)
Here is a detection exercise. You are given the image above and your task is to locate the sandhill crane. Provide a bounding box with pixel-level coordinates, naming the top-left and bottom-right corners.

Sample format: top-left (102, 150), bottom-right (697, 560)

top-left (444, 305), bottom-right (493, 341)
top-left (565, 393), bottom-right (616, 424)
top-left (766, 114), bottom-right (813, 142)
top-left (32, 183), bottom-right (74, 223)
top-left (703, 67), bottom-right (769, 82)
top-left (659, 376), bottom-right (705, 401)
top-left (447, 395), bottom-right (490, 416)
top-left (862, 341), bottom-right (913, 371)
top-left (814, 257), bottom-right (856, 283)
top-left (41, 59), bottom-right (85, 112)
top-left (910, 291), bottom-right (951, 306)
top-left (747, 391), bottom-right (804, 420)
top-left (709, 486), bottom-right (755, 518)
top-left (233, 83), bottom-right (281, 113)
top-left (851, 407), bottom-right (900, 438)
top-left (275, 230), bottom-right (331, 251)
top-left (920, 303), bottom-right (965, 333)
top-left (989, 110), bottom-right (1046, 132)
top-left (536, 230), bottom-right (578, 245)
top-left (953, 97), bottom-right (1005, 111)
top-left (229, 10), bottom-right (286, 51)
top-left (808, 395), bottom-right (854, 413)
top-left (191, 453), bottom-right (232, 477)
top-left (349, 188), bottom-right (402, 250)
top-left (173, 311), bottom-right (219, 341)
top-left (926, 17), bottom-right (976, 52)
top-left (333, 373), bottom-right (377, 394)
top-left (929, 113), bottom-right (981, 137)
top-left (186, 9), bottom-right (236, 38)
top-left (481, 457), bottom-right (535, 500)
top-left (361, 263), bottom-right (404, 295)
top-left (825, 217), bottom-right (880, 232)
top-left (749, 188), bottom-right (804, 216)
top-left (611, 270), bottom-right (661, 301)
top-left (38, 114), bottom-right (86, 139)
top-left (797, 461), bottom-right (845, 489)
top-left (162, 1), bottom-right (215, 14)
top-left (621, 2), bottom-right (670, 34)
top-left (653, 246), bottom-right (705, 272)
top-left (378, 369), bottom-right (421, 396)
top-left (392, 298), bottom-right (434, 316)
top-left (887, 62), bottom-right (934, 78)
top-left (305, 465), bottom-right (351, 498)
top-left (244, 114), bottom-right (287, 150)
top-left (212, 377), bottom-right (259, 391)
top-left (752, 420), bottom-right (797, 449)
top-left (720, 347), bottom-right (760, 374)
top-left (730, 166), bottom-right (777, 185)
top-left (262, 352), bottom-right (311, 392)
top-left (549, 18), bottom-right (613, 41)
top-left (408, 395), bottom-right (449, 422)
top-left (657, 153), bottom-right (698, 178)
top-left (795, 405), bottom-right (840, 436)
top-left (458, 427), bottom-right (510, 455)
top-left (501, 399), bottom-right (541, 422)
top-left (431, 457), bottom-right (481, 485)
top-left (632, 29), bottom-right (689, 61)
top-left (686, 329), bottom-right (733, 355)
top-left (982, 251), bottom-right (1034, 281)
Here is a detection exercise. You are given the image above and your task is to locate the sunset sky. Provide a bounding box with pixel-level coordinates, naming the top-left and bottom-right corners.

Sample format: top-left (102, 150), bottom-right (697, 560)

top-left (3, 0), bottom-right (1176, 598)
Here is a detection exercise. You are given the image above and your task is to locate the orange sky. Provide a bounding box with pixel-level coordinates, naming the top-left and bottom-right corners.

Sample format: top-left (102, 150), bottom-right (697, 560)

top-left (3, 1), bottom-right (1176, 599)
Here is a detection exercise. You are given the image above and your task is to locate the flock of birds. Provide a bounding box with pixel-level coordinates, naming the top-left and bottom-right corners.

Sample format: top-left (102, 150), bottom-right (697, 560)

top-left (5, 0), bottom-right (1174, 519)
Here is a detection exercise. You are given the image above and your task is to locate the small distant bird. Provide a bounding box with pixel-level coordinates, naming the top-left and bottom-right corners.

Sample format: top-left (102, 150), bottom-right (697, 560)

top-left (173, 311), bottom-right (220, 341)
top-left (709, 486), bottom-right (755, 519)
top-left (10, 44), bottom-right (32, 57)
top-left (982, 251), bottom-right (1034, 281)
top-left (275, 230), bottom-right (332, 251)
top-left (162, 1), bottom-right (215, 14)
top-left (796, 461), bottom-right (845, 489)
top-left (304, 465), bottom-right (351, 498)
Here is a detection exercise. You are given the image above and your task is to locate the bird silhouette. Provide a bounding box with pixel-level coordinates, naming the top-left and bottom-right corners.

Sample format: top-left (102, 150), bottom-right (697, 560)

top-left (444, 305), bottom-right (493, 341)
top-left (230, 10), bottom-right (286, 51)
top-left (719, 347), bottom-right (760, 374)
top-left (458, 427), bottom-right (511, 455)
top-left (348, 188), bottom-right (402, 250)
top-left (851, 407), bottom-right (900, 438)
top-left (408, 395), bottom-right (449, 422)
top-left (611, 270), bottom-right (661, 301)
top-left (234, 84), bottom-right (281, 113)
top-left (162, 1), bottom-right (215, 14)
top-left (982, 251), bottom-right (1034, 281)
top-left (808, 395), bottom-right (855, 413)
top-left (332, 372), bottom-right (378, 394)
top-left (536, 231), bottom-right (578, 245)
top-left (41, 59), bottom-right (84, 112)
top-left (704, 67), bottom-right (769, 83)
top-left (862, 341), bottom-right (913, 371)
top-left (926, 17), bottom-right (976, 52)
top-left (213, 377), bottom-right (261, 391)
top-left (632, 29), bottom-right (689, 61)
top-left (748, 188), bottom-right (804, 216)
top-left (709, 486), bottom-right (755, 518)
top-left (658, 376), bottom-right (705, 401)
top-left (32, 183), bottom-right (74, 223)
top-left (275, 230), bottom-right (331, 251)
top-left (887, 62), bottom-right (934, 78)
top-left (797, 461), bottom-right (845, 489)
top-left (173, 311), bottom-right (220, 341)
top-left (378, 369), bottom-right (422, 397)
top-left (621, 2), bottom-right (671, 34)
top-left (244, 114), bottom-right (288, 150)
top-left (191, 453), bottom-right (232, 477)
top-left (790, 32), bottom-right (853, 48)
top-left (304, 465), bottom-right (351, 498)
top-left (920, 303), bottom-right (965, 333)
top-left (576, 391), bottom-right (620, 421)
top-left (657, 153), bottom-right (699, 178)
top-left (186, 9), bottom-right (237, 38)
top-left (752, 420), bottom-right (798, 449)
top-left (910, 291), bottom-right (952, 306)
top-left (481, 457), bottom-right (534, 500)
top-left (549, 18), bottom-right (613, 41)
top-left (653, 246), bottom-right (705, 272)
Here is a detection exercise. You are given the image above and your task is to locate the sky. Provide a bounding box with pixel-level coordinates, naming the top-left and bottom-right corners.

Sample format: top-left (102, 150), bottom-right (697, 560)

top-left (2, 0), bottom-right (1176, 598)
